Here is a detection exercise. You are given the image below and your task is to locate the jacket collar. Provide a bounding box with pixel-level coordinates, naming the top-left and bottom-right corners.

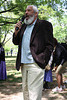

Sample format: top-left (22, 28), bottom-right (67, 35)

top-left (30, 18), bottom-right (40, 43)
top-left (21, 18), bottom-right (40, 43)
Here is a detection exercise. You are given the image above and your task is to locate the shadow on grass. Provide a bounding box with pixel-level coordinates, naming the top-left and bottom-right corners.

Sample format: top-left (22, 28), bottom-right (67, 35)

top-left (5, 56), bottom-right (16, 71)
top-left (42, 72), bottom-right (67, 100)
top-left (59, 92), bottom-right (67, 99)
top-left (42, 80), bottom-right (67, 100)
top-left (0, 74), bottom-right (22, 95)
top-left (7, 74), bottom-right (22, 83)
top-left (5, 56), bottom-right (17, 58)
top-left (0, 56), bottom-right (67, 99)
top-left (0, 73), bottom-right (67, 99)
top-left (0, 56), bottom-right (22, 95)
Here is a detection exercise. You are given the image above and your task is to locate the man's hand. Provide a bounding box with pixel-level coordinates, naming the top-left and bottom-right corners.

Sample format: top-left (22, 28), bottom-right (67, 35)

top-left (14, 21), bottom-right (22, 35)
top-left (45, 64), bottom-right (51, 71)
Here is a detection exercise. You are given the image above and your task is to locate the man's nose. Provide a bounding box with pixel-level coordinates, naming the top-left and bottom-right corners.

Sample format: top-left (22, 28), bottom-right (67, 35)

top-left (25, 10), bottom-right (28, 14)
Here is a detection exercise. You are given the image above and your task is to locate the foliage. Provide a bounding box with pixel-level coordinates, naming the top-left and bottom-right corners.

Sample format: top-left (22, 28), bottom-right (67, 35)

top-left (53, 15), bottom-right (67, 43)
top-left (0, 0), bottom-right (66, 45)
top-left (38, 5), bottom-right (56, 20)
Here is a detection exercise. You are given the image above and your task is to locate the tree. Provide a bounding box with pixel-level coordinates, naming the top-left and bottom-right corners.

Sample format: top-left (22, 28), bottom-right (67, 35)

top-left (53, 15), bottom-right (67, 43)
top-left (38, 5), bottom-right (56, 20)
top-left (0, 0), bottom-right (66, 44)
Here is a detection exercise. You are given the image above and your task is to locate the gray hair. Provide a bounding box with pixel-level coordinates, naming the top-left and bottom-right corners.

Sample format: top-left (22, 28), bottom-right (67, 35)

top-left (27, 5), bottom-right (38, 13)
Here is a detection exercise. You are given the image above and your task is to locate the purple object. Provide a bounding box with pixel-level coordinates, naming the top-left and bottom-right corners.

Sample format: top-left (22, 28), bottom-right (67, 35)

top-left (44, 69), bottom-right (53, 82)
top-left (0, 61), bottom-right (7, 80)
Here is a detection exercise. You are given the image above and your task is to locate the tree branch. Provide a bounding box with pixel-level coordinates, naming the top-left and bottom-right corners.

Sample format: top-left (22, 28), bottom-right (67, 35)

top-left (0, 6), bottom-right (16, 14)
top-left (4, 37), bottom-right (12, 45)
top-left (0, 21), bottom-right (16, 26)
top-left (2, 33), bottom-right (7, 44)
top-left (0, 0), bottom-right (7, 6)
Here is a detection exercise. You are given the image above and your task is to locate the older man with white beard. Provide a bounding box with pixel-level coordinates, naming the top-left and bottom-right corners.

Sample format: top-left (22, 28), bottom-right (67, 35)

top-left (13, 5), bottom-right (53, 100)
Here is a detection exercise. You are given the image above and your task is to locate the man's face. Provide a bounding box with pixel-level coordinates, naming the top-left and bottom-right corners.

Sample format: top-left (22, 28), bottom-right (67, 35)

top-left (25, 6), bottom-right (35, 20)
top-left (24, 6), bottom-right (37, 25)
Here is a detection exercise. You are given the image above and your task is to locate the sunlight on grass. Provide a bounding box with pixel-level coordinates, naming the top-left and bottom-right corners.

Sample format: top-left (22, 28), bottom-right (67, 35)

top-left (5, 56), bottom-right (16, 71)
top-left (0, 56), bottom-right (22, 83)
top-left (7, 70), bottom-right (21, 77)
top-left (0, 56), bottom-right (66, 84)
top-left (7, 70), bottom-right (22, 83)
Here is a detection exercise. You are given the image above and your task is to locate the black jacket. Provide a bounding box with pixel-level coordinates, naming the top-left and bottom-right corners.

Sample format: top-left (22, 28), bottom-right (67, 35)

top-left (13, 19), bottom-right (53, 71)
top-left (52, 43), bottom-right (67, 67)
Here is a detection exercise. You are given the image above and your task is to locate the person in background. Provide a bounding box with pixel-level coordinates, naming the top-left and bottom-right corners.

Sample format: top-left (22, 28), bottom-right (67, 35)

top-left (13, 5), bottom-right (53, 100)
top-left (61, 43), bottom-right (67, 50)
top-left (52, 38), bottom-right (67, 92)
top-left (43, 52), bottom-right (53, 90)
top-left (0, 43), bottom-right (7, 80)
top-left (11, 48), bottom-right (13, 56)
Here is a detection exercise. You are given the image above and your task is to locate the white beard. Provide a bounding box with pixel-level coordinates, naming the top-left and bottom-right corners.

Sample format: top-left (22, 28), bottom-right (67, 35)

top-left (24, 15), bottom-right (35, 25)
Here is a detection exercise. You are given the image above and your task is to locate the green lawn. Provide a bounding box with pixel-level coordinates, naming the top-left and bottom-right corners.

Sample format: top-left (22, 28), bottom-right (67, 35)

top-left (0, 57), bottom-right (67, 100)
top-left (0, 56), bottom-right (67, 87)
top-left (0, 56), bottom-right (22, 83)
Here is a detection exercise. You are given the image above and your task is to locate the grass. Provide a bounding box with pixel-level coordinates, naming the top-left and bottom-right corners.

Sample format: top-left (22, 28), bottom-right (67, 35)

top-left (0, 56), bottom-right (67, 100)
top-left (5, 56), bottom-right (16, 70)
top-left (0, 56), bottom-right (67, 85)
top-left (0, 56), bottom-right (22, 83)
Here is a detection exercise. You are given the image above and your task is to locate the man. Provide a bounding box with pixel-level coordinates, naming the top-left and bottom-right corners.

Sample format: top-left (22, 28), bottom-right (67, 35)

top-left (52, 38), bottom-right (67, 92)
top-left (13, 5), bottom-right (53, 100)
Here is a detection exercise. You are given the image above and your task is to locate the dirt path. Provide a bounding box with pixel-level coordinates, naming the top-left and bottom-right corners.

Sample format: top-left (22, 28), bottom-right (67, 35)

top-left (0, 72), bottom-right (67, 100)
top-left (0, 90), bottom-right (67, 100)
top-left (0, 81), bottom-right (67, 100)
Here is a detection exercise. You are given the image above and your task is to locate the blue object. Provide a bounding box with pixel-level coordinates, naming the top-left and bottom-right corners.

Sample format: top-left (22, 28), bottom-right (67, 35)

top-left (44, 69), bottom-right (53, 82)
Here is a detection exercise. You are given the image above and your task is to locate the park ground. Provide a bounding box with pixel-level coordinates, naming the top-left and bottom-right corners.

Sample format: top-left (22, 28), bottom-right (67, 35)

top-left (0, 56), bottom-right (67, 100)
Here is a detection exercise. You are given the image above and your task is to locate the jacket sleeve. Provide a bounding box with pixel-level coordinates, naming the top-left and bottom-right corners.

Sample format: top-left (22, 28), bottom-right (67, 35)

top-left (43, 21), bottom-right (54, 64)
top-left (12, 24), bottom-right (26, 45)
top-left (12, 29), bottom-right (21, 45)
